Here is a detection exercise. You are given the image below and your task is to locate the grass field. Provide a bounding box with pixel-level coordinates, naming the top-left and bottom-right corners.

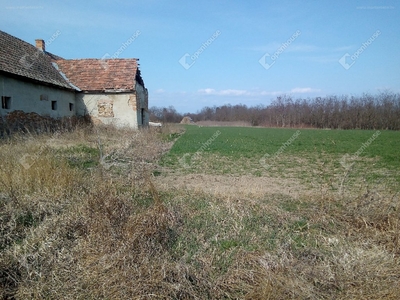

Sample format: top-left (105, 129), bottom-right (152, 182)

top-left (161, 125), bottom-right (400, 193)
top-left (164, 126), bottom-right (399, 166)
top-left (1, 124), bottom-right (399, 299)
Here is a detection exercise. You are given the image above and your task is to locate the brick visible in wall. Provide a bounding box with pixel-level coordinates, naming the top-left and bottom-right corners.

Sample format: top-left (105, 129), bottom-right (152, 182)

top-left (128, 95), bottom-right (137, 111)
top-left (98, 99), bottom-right (114, 117)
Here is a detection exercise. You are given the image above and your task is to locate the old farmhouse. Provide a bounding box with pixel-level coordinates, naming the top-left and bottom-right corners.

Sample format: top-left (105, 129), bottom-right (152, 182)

top-left (0, 30), bottom-right (148, 129)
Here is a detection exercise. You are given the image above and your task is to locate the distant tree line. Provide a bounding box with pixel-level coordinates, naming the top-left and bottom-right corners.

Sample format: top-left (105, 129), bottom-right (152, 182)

top-left (149, 92), bottom-right (400, 130)
top-left (149, 106), bottom-right (183, 124)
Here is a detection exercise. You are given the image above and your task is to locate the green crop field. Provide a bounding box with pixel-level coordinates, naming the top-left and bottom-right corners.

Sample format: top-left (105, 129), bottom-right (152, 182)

top-left (161, 125), bottom-right (400, 192)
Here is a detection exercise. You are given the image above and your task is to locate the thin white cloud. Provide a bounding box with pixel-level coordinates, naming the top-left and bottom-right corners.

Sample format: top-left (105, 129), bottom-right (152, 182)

top-left (285, 44), bottom-right (319, 53)
top-left (198, 87), bottom-right (321, 97)
top-left (246, 43), bottom-right (355, 56)
top-left (198, 88), bottom-right (247, 96)
top-left (332, 45), bottom-right (354, 52)
top-left (299, 54), bottom-right (342, 63)
top-left (219, 89), bottom-right (247, 96)
top-left (199, 88), bottom-right (216, 94)
top-left (290, 87), bottom-right (321, 93)
top-left (244, 42), bottom-right (318, 53)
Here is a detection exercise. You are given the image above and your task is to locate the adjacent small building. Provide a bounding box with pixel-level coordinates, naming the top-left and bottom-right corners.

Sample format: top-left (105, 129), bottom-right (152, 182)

top-left (0, 30), bottom-right (148, 129)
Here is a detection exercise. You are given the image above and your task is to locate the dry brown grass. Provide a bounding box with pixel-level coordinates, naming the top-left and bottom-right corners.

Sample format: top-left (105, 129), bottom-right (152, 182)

top-left (0, 124), bottom-right (211, 299)
top-left (195, 120), bottom-right (252, 127)
top-left (1, 124), bottom-right (399, 299)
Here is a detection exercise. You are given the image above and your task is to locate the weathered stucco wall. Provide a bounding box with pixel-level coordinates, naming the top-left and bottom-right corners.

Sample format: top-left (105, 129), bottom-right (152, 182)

top-left (78, 83), bottom-right (149, 129)
top-left (78, 93), bottom-right (138, 128)
top-left (0, 74), bottom-right (76, 118)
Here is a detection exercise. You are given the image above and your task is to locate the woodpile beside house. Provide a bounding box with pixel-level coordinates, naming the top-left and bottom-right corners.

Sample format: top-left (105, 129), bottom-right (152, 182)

top-left (0, 110), bottom-right (91, 134)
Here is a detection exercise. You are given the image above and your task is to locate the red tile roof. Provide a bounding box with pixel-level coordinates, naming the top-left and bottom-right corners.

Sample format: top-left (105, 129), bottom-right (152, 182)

top-left (0, 30), bottom-right (74, 90)
top-left (0, 30), bottom-right (145, 93)
top-left (55, 58), bottom-right (142, 92)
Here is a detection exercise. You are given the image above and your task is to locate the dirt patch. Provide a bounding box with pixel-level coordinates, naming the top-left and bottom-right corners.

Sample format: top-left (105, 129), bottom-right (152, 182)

top-left (195, 120), bottom-right (252, 127)
top-left (155, 173), bottom-right (309, 198)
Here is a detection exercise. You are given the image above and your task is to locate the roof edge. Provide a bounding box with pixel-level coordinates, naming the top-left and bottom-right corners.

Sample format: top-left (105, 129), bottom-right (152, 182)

top-left (0, 70), bottom-right (77, 92)
top-left (51, 62), bottom-right (81, 91)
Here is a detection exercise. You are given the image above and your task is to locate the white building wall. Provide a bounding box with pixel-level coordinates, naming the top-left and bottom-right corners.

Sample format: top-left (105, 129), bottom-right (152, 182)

top-left (78, 83), bottom-right (149, 129)
top-left (79, 93), bottom-right (139, 128)
top-left (0, 74), bottom-right (76, 118)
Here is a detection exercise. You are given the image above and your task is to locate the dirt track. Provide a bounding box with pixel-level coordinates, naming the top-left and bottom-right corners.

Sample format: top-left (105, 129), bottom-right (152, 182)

top-left (155, 173), bottom-right (308, 198)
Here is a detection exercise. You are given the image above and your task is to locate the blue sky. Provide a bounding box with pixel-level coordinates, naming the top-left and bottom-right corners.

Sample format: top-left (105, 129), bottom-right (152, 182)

top-left (1, 0), bottom-right (399, 113)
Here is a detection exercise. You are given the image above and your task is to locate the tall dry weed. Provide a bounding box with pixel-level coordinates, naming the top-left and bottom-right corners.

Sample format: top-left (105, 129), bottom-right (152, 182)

top-left (1, 124), bottom-right (399, 299)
